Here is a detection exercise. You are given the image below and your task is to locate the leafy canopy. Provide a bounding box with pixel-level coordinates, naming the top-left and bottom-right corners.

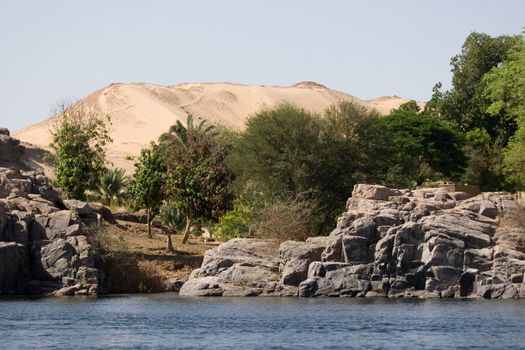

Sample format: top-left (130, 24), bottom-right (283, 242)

top-left (376, 106), bottom-right (467, 186)
top-left (50, 102), bottom-right (111, 200)
top-left (159, 115), bottom-right (234, 243)
top-left (129, 143), bottom-right (167, 217)
top-left (230, 102), bottom-right (383, 233)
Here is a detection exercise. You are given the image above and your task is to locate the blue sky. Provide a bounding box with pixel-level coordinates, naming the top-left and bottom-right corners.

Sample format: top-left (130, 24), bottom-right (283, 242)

top-left (0, 0), bottom-right (523, 131)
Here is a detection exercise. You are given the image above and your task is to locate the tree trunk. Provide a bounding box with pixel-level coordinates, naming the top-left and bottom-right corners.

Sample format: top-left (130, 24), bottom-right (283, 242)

top-left (147, 209), bottom-right (152, 239)
top-left (181, 213), bottom-right (192, 244)
top-left (166, 234), bottom-right (174, 253)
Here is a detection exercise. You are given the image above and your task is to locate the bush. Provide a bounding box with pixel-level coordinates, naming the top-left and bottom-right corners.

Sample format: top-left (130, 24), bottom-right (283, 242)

top-left (213, 202), bottom-right (253, 239)
top-left (159, 202), bottom-right (186, 232)
top-left (251, 195), bottom-right (321, 242)
top-left (85, 168), bottom-right (129, 208)
top-left (230, 102), bottom-right (380, 234)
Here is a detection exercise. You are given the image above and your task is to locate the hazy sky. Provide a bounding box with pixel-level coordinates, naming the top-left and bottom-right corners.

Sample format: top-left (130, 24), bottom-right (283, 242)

top-left (1, 0), bottom-right (524, 131)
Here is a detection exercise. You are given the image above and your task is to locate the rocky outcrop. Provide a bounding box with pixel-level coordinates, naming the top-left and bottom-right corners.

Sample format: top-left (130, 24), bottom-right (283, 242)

top-left (0, 130), bottom-right (103, 296)
top-left (182, 184), bottom-right (525, 299)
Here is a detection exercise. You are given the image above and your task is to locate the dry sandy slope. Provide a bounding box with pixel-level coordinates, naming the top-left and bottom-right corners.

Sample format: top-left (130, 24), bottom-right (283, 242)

top-left (14, 81), bottom-right (422, 173)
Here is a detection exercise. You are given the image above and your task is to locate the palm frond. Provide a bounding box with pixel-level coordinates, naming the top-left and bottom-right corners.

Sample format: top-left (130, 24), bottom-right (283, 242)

top-left (159, 203), bottom-right (186, 232)
top-left (85, 168), bottom-right (129, 207)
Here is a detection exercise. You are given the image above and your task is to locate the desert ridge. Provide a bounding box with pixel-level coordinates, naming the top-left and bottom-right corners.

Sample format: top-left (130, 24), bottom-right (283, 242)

top-left (13, 81), bottom-right (422, 173)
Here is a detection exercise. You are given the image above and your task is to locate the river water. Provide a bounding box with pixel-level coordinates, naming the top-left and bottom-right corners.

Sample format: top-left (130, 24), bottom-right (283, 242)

top-left (0, 294), bottom-right (523, 349)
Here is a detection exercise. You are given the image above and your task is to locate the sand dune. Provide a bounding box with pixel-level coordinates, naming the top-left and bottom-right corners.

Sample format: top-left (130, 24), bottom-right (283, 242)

top-left (14, 81), bottom-right (422, 173)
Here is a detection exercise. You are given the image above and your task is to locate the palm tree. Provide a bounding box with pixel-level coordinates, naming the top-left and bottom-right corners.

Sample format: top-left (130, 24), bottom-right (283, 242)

top-left (158, 114), bottom-right (216, 244)
top-left (85, 168), bottom-right (129, 208)
top-left (159, 114), bottom-right (216, 148)
top-left (159, 203), bottom-right (186, 252)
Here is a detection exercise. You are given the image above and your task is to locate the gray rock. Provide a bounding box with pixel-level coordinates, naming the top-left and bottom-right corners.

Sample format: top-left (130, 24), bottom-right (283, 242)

top-left (89, 202), bottom-right (116, 224)
top-left (342, 236), bottom-right (369, 263)
top-left (0, 134), bottom-right (25, 162)
top-left (459, 268), bottom-right (478, 297)
top-left (0, 242), bottom-right (26, 294)
top-left (431, 266), bottom-right (461, 291)
top-left (47, 210), bottom-right (73, 239)
top-left (424, 244), bottom-right (464, 268)
top-left (352, 184), bottom-right (401, 201)
top-left (40, 239), bottom-right (76, 278)
top-left (181, 184), bottom-right (524, 299)
top-left (321, 231), bottom-right (344, 262)
top-left (501, 285), bottom-right (519, 299)
top-left (165, 277), bottom-right (187, 292)
top-left (217, 263), bottom-right (278, 288)
top-left (66, 224), bottom-right (81, 237)
top-left (298, 278), bottom-right (318, 297)
top-left (179, 277), bottom-right (224, 296)
top-left (62, 199), bottom-right (93, 216)
top-left (510, 273), bottom-right (523, 284)
top-left (279, 237), bottom-right (328, 273)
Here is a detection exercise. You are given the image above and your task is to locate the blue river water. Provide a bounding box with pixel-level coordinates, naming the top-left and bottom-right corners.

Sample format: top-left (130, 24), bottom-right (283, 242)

top-left (0, 294), bottom-right (524, 349)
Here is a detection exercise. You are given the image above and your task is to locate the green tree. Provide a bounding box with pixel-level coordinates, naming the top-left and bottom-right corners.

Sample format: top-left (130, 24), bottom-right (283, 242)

top-left (376, 107), bottom-right (467, 185)
top-left (231, 102), bottom-right (382, 233)
top-left (129, 143), bottom-right (167, 238)
top-left (160, 115), bottom-right (234, 244)
top-left (231, 103), bottom-right (323, 198)
top-left (50, 102), bottom-right (112, 200)
top-left (482, 35), bottom-right (525, 189)
top-left (427, 32), bottom-right (522, 190)
top-left (85, 168), bottom-right (129, 208)
top-left (428, 32), bottom-right (521, 140)
top-left (460, 128), bottom-right (506, 189)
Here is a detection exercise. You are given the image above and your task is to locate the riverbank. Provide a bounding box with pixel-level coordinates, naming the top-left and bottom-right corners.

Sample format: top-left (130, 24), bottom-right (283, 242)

top-left (181, 184), bottom-right (525, 299)
top-left (95, 220), bottom-right (218, 293)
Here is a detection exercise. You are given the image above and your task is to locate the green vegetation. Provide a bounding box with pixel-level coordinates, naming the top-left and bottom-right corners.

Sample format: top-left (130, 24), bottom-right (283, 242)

top-left (229, 100), bottom-right (466, 235)
top-left (159, 115), bottom-right (234, 244)
top-left (428, 31), bottom-right (524, 191)
top-left (53, 30), bottom-right (524, 244)
top-left (213, 201), bottom-right (253, 239)
top-left (230, 102), bottom-right (383, 233)
top-left (376, 106), bottom-right (467, 186)
top-left (483, 37), bottom-right (525, 189)
top-left (50, 102), bottom-right (111, 200)
top-left (129, 144), bottom-right (167, 238)
top-left (158, 203), bottom-right (186, 252)
top-left (85, 168), bottom-right (129, 208)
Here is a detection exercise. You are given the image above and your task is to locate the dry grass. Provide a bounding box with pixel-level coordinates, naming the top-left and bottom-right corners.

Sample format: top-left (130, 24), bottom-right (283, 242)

top-left (252, 196), bottom-right (321, 242)
top-left (90, 220), bottom-right (218, 292)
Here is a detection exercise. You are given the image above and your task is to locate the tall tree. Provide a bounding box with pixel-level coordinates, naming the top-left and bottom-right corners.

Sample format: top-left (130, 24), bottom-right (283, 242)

top-left (49, 102), bottom-right (111, 200)
top-left (427, 32), bottom-right (521, 190)
top-left (482, 35), bottom-right (525, 189)
top-left (428, 32), bottom-right (520, 140)
top-left (230, 102), bottom-right (382, 233)
top-left (160, 116), bottom-right (234, 244)
top-left (376, 106), bottom-right (467, 186)
top-left (129, 143), bottom-right (167, 238)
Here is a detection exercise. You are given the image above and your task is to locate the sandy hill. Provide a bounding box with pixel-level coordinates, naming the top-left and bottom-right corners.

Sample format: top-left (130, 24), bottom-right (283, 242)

top-left (14, 81), bottom-right (421, 174)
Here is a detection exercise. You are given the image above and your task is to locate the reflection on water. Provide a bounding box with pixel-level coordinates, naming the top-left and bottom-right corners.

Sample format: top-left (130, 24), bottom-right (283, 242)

top-left (0, 294), bottom-right (524, 349)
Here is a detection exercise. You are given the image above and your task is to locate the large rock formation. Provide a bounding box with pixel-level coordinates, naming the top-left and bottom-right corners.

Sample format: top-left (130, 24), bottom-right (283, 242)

top-left (0, 130), bottom-right (102, 296)
top-left (181, 184), bottom-right (525, 299)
